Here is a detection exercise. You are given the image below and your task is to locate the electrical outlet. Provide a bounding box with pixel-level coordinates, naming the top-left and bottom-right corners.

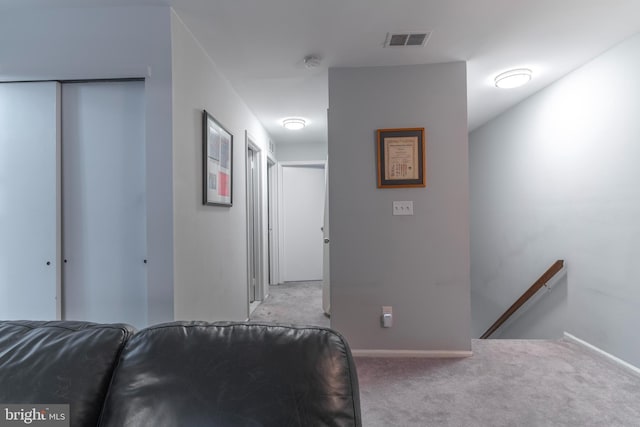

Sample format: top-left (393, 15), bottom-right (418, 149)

top-left (392, 201), bottom-right (414, 216)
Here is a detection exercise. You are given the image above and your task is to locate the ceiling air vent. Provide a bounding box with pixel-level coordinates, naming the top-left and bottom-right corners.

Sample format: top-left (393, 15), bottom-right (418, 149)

top-left (385, 32), bottom-right (431, 48)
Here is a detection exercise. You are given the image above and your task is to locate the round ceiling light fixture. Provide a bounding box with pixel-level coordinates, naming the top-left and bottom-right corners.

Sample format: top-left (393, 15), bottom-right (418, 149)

top-left (282, 118), bottom-right (306, 130)
top-left (494, 68), bottom-right (532, 89)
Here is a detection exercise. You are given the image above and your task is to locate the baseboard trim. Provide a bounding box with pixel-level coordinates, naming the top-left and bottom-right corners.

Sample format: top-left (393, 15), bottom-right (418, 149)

top-left (352, 349), bottom-right (472, 358)
top-left (564, 332), bottom-right (640, 376)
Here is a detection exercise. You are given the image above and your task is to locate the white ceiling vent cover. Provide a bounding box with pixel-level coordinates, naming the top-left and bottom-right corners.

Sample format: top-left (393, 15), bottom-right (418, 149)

top-left (385, 31), bottom-right (431, 47)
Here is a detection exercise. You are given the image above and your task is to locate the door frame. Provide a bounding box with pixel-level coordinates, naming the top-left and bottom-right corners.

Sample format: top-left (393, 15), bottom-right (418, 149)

top-left (267, 157), bottom-right (279, 286)
top-left (277, 160), bottom-right (327, 283)
top-left (245, 132), bottom-right (265, 311)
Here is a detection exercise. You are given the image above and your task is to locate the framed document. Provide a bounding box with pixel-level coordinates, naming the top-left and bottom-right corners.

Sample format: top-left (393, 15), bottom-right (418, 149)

top-left (203, 110), bottom-right (233, 206)
top-left (376, 128), bottom-right (426, 188)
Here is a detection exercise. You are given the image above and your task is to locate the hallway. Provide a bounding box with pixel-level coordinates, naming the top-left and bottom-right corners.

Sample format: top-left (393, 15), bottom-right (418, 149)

top-left (250, 281), bottom-right (329, 327)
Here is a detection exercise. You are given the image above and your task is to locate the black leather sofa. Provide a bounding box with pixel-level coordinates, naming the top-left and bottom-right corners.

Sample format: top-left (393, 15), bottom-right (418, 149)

top-left (0, 320), bottom-right (361, 427)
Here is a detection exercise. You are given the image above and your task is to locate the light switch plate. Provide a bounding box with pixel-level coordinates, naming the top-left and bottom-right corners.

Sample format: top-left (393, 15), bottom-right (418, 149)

top-left (381, 306), bottom-right (393, 328)
top-left (393, 201), bottom-right (414, 216)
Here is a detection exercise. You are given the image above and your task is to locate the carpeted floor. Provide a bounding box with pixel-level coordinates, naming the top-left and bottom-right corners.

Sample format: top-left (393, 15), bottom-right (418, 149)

top-left (357, 340), bottom-right (640, 426)
top-left (250, 281), bottom-right (329, 327)
top-left (250, 281), bottom-right (640, 426)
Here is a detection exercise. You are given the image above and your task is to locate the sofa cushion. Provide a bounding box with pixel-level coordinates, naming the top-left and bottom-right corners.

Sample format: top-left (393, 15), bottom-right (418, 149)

top-left (0, 320), bottom-right (134, 427)
top-left (100, 321), bottom-right (361, 427)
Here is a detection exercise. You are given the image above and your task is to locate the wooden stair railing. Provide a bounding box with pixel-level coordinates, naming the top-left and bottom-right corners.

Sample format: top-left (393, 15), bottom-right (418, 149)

top-left (480, 260), bottom-right (565, 339)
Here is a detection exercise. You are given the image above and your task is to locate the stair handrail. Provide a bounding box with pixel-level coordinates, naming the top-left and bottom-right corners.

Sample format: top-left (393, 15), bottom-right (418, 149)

top-left (480, 260), bottom-right (565, 339)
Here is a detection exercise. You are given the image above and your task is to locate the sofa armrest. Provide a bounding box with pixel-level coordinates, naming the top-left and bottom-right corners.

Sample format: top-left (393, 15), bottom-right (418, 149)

top-left (0, 320), bottom-right (134, 427)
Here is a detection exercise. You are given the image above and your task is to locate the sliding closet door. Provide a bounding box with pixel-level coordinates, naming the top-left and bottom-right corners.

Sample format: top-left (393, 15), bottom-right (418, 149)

top-left (0, 82), bottom-right (60, 320)
top-left (62, 81), bottom-right (147, 327)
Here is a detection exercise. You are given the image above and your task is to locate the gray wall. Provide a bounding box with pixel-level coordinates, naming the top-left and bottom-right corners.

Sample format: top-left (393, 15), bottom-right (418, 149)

top-left (470, 34), bottom-right (640, 366)
top-left (0, 6), bottom-right (174, 325)
top-left (171, 11), bottom-right (271, 321)
top-left (275, 141), bottom-right (327, 162)
top-left (328, 63), bottom-right (471, 352)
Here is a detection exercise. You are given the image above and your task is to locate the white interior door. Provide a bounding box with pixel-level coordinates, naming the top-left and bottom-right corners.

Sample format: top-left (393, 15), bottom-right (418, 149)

top-left (281, 164), bottom-right (325, 282)
top-left (62, 81), bottom-right (147, 328)
top-left (0, 82), bottom-right (60, 320)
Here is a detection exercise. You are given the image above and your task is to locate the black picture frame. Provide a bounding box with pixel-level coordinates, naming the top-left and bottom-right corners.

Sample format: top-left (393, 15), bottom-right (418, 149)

top-left (376, 127), bottom-right (426, 188)
top-left (203, 110), bottom-right (233, 206)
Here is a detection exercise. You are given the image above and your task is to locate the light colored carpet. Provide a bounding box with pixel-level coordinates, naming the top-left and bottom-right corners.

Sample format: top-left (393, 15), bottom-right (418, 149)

top-left (249, 282), bottom-right (640, 426)
top-left (249, 281), bottom-right (329, 327)
top-left (358, 339), bottom-right (640, 426)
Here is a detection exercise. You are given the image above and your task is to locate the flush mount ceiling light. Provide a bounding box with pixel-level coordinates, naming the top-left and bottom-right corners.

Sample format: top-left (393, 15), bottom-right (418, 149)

top-left (494, 68), bottom-right (532, 89)
top-left (282, 118), bottom-right (306, 130)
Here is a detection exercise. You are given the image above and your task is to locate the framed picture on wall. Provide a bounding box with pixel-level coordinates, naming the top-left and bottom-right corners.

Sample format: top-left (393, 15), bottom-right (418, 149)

top-left (203, 110), bottom-right (233, 206)
top-left (376, 127), bottom-right (426, 188)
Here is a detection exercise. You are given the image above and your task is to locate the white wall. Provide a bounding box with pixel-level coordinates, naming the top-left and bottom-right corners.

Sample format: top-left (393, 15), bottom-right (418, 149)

top-left (275, 141), bottom-right (327, 162)
top-left (470, 34), bottom-right (640, 366)
top-left (0, 6), bottom-right (174, 325)
top-left (171, 11), bottom-right (271, 321)
top-left (328, 63), bottom-right (471, 352)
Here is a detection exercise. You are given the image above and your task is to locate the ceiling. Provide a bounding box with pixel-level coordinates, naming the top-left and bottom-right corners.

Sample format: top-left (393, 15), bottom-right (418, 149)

top-left (4, 0), bottom-right (640, 146)
top-left (170, 0), bottom-right (640, 145)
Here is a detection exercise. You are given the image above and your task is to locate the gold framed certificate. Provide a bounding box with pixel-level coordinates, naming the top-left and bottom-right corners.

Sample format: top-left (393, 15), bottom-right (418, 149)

top-left (376, 128), bottom-right (426, 188)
